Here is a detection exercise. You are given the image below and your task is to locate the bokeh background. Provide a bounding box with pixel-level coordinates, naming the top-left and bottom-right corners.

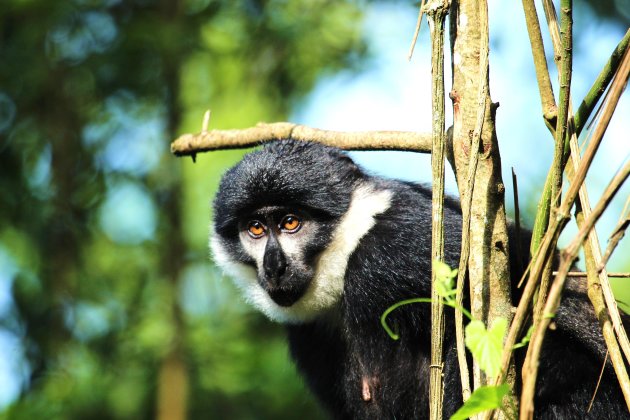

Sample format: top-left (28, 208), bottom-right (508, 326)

top-left (0, 0), bottom-right (629, 419)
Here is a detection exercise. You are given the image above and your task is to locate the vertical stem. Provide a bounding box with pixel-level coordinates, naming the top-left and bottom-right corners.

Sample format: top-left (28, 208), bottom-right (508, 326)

top-left (427, 1), bottom-right (449, 418)
top-left (454, 0), bottom-right (490, 404)
top-left (449, 0), bottom-right (515, 412)
top-left (536, 0), bottom-right (572, 323)
top-left (521, 0), bottom-right (557, 127)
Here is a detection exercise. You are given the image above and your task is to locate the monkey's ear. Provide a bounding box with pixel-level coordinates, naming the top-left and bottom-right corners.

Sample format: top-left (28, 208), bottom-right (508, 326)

top-left (338, 153), bottom-right (358, 167)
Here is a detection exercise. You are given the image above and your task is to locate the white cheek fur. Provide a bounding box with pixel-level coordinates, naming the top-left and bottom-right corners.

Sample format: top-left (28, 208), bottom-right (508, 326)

top-left (210, 183), bottom-right (392, 324)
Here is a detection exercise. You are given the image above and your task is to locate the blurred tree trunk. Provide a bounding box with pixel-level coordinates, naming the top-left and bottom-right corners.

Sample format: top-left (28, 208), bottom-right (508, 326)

top-left (29, 70), bottom-right (97, 382)
top-left (155, 1), bottom-right (189, 420)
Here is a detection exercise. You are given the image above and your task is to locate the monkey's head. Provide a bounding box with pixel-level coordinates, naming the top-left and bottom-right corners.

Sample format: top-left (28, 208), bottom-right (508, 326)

top-left (211, 141), bottom-right (392, 323)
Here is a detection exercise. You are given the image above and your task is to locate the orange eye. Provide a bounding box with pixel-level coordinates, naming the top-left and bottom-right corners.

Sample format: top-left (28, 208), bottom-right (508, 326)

top-left (247, 221), bottom-right (266, 238)
top-left (281, 215), bottom-right (301, 233)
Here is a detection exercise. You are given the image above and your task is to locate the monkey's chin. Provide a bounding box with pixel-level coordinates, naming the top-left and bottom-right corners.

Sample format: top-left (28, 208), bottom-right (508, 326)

top-left (267, 287), bottom-right (306, 307)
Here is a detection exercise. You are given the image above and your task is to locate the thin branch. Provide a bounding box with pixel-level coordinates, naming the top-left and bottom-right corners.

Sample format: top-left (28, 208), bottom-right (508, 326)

top-left (538, 3), bottom-right (630, 371)
top-left (512, 168), bottom-right (524, 274)
top-left (492, 44), bottom-right (630, 393)
top-left (571, 137), bottom-right (630, 367)
top-left (529, 29), bottom-right (630, 255)
top-left (426, 1), bottom-right (450, 418)
top-left (521, 157), bottom-right (630, 417)
top-left (555, 272), bottom-right (630, 278)
top-left (552, 0), bottom-right (572, 223)
top-left (535, 0), bottom-right (572, 326)
top-left (171, 122), bottom-right (433, 156)
top-left (587, 352), bottom-right (608, 413)
top-left (521, 0), bottom-right (557, 126)
top-left (542, 0), bottom-right (562, 64)
top-left (520, 46), bottom-right (630, 417)
top-left (408, 0), bottom-right (429, 61)
top-left (598, 205), bottom-right (630, 271)
top-left (574, 28), bottom-right (630, 137)
top-left (169, 31), bottom-right (629, 160)
top-left (513, 8), bottom-right (630, 417)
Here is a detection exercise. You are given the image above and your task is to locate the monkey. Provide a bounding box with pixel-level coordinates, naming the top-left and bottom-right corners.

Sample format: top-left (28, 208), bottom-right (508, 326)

top-left (210, 140), bottom-right (629, 419)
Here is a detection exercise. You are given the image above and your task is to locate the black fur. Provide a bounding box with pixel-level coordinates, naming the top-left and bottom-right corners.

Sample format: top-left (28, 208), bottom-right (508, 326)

top-left (213, 140), bottom-right (630, 419)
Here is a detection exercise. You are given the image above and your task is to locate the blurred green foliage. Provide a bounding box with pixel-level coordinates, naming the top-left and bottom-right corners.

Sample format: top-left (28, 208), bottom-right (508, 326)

top-left (0, 0), bottom-right (367, 418)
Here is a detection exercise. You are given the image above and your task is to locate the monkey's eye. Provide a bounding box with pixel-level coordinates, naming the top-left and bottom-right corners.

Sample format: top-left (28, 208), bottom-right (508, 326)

top-left (280, 215), bottom-right (301, 233)
top-left (247, 220), bottom-right (266, 238)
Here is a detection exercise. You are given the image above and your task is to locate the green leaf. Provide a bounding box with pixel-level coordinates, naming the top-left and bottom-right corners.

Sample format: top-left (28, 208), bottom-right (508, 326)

top-left (450, 384), bottom-right (510, 420)
top-left (433, 259), bottom-right (457, 281)
top-left (465, 318), bottom-right (508, 377)
top-left (433, 259), bottom-right (458, 299)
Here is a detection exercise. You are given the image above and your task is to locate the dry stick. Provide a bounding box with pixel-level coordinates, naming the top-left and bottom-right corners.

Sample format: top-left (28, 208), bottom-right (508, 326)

top-left (520, 0), bottom-right (556, 306)
top-left (569, 128), bottom-right (630, 369)
top-left (426, 1), bottom-right (449, 418)
top-left (521, 158), bottom-right (630, 417)
top-left (408, 0), bottom-right (429, 61)
top-left (542, 0), bottom-right (562, 62)
top-left (169, 32), bottom-right (630, 159)
top-left (598, 208), bottom-right (630, 271)
top-left (512, 169), bottom-right (524, 274)
top-left (171, 122), bottom-right (433, 156)
top-left (492, 45), bottom-right (630, 394)
top-left (558, 272), bottom-right (630, 278)
top-left (588, 352), bottom-right (609, 413)
top-left (580, 208), bottom-right (630, 413)
top-left (514, 5), bottom-right (630, 412)
top-left (520, 49), bottom-right (630, 418)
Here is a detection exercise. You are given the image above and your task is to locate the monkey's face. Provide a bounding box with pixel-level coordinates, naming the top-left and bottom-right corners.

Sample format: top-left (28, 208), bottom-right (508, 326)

top-left (211, 141), bottom-right (392, 323)
top-left (236, 207), bottom-right (324, 307)
top-left (211, 182), bottom-right (392, 324)
top-left (211, 202), bottom-right (341, 323)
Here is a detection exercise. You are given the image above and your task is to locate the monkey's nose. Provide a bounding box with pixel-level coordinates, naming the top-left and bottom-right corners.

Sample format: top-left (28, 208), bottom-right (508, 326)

top-left (263, 245), bottom-right (287, 286)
